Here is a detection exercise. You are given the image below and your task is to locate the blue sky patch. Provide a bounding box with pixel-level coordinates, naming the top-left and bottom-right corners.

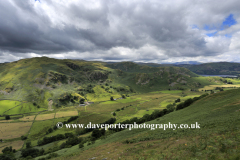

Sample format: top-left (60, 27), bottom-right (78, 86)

top-left (204, 14), bottom-right (237, 37)
top-left (206, 31), bottom-right (218, 37)
top-left (191, 25), bottom-right (199, 29)
top-left (204, 25), bottom-right (217, 31)
top-left (221, 14), bottom-right (237, 30)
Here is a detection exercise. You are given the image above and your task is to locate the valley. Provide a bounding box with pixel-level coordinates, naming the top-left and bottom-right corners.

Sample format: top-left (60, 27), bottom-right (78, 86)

top-left (0, 57), bottom-right (240, 160)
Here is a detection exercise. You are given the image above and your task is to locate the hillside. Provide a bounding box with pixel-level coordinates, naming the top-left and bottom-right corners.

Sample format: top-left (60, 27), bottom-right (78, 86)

top-left (176, 62), bottom-right (240, 75)
top-left (0, 58), bottom-right (216, 112)
top-left (52, 88), bottom-right (240, 160)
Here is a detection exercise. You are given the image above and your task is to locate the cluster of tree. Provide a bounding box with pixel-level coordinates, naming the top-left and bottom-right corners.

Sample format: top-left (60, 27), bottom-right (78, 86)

top-left (2, 146), bottom-right (16, 154)
top-left (221, 79), bottom-right (233, 84)
top-left (204, 89), bottom-right (214, 92)
top-left (40, 117), bottom-right (116, 146)
top-left (100, 118), bottom-right (116, 125)
top-left (115, 105), bottom-right (131, 112)
top-left (0, 146), bottom-right (16, 160)
top-left (79, 98), bottom-right (85, 104)
top-left (33, 102), bottom-right (41, 108)
top-left (86, 84), bottom-right (95, 93)
top-left (109, 108), bottom-right (174, 132)
top-left (63, 116), bottom-right (78, 124)
top-left (58, 92), bottom-right (80, 105)
top-left (60, 136), bottom-right (84, 149)
top-left (176, 93), bottom-right (209, 110)
top-left (38, 133), bottom-right (74, 146)
top-left (91, 129), bottom-right (105, 140)
top-left (215, 87), bottom-right (224, 91)
top-left (21, 142), bottom-right (45, 158)
top-left (175, 98), bottom-right (180, 103)
top-left (104, 87), bottom-right (112, 93)
top-left (76, 118), bottom-right (116, 136)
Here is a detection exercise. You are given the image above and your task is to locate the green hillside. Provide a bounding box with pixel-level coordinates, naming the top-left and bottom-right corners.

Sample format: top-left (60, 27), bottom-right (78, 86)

top-left (0, 57), bottom-right (218, 112)
top-left (48, 88), bottom-right (240, 160)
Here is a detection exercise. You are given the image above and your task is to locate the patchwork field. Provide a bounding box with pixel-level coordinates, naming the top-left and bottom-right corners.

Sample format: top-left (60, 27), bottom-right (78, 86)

top-left (0, 122), bottom-right (32, 139)
top-left (19, 115), bottom-right (36, 121)
top-left (35, 113), bottom-right (55, 121)
top-left (55, 110), bottom-right (78, 118)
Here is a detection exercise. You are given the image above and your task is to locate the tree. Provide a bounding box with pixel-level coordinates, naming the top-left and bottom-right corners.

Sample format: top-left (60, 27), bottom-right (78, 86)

top-left (26, 141), bottom-right (31, 148)
top-left (21, 135), bottom-right (27, 140)
top-left (2, 146), bottom-right (12, 154)
top-left (21, 148), bottom-right (40, 158)
top-left (166, 104), bottom-right (175, 112)
top-left (80, 98), bottom-right (85, 104)
top-left (122, 94), bottom-right (126, 99)
top-left (110, 96), bottom-right (114, 101)
top-left (92, 129), bottom-right (102, 139)
top-left (79, 143), bottom-right (84, 149)
top-left (5, 115), bottom-right (10, 120)
top-left (175, 98), bottom-right (180, 103)
top-left (39, 148), bottom-right (45, 155)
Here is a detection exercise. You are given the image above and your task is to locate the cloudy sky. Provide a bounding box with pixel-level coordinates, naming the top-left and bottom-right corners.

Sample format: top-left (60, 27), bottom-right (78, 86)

top-left (0, 0), bottom-right (240, 63)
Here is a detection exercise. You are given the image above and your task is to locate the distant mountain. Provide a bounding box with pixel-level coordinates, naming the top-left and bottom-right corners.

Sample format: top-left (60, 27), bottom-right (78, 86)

top-left (172, 61), bottom-right (202, 65)
top-left (181, 62), bottom-right (240, 75)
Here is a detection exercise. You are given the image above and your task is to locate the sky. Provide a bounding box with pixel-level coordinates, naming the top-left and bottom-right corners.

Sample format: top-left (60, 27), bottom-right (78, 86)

top-left (0, 0), bottom-right (240, 63)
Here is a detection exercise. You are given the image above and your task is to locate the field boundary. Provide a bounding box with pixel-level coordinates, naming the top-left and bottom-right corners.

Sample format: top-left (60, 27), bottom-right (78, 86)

top-left (21, 112), bottom-right (39, 150)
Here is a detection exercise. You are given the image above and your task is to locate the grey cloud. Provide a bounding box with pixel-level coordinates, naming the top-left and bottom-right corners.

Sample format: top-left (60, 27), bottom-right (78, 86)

top-left (0, 0), bottom-right (239, 63)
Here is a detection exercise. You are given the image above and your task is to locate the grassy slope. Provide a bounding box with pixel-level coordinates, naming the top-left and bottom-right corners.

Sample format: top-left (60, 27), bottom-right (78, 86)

top-left (52, 89), bottom-right (240, 160)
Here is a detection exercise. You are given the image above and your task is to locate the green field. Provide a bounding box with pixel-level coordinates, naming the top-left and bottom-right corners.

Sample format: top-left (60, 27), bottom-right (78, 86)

top-left (4, 102), bottom-right (46, 115)
top-left (0, 100), bottom-right (21, 115)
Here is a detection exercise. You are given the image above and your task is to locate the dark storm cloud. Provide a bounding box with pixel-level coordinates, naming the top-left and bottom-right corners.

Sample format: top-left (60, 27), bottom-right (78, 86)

top-left (0, 0), bottom-right (239, 63)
